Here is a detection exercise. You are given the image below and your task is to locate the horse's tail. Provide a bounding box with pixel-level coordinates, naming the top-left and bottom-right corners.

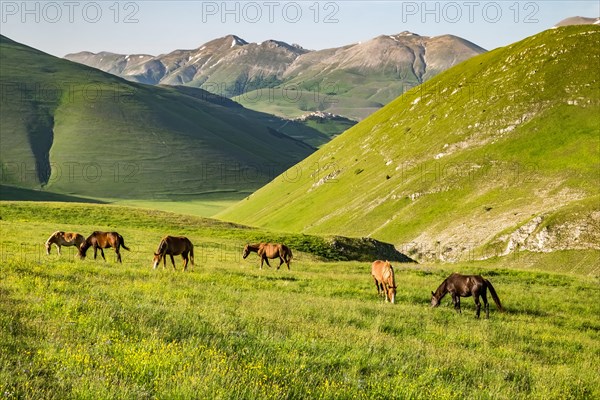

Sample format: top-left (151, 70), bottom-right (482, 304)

top-left (285, 246), bottom-right (293, 264)
top-left (485, 279), bottom-right (504, 312)
top-left (189, 242), bottom-right (195, 266)
top-left (119, 234), bottom-right (131, 251)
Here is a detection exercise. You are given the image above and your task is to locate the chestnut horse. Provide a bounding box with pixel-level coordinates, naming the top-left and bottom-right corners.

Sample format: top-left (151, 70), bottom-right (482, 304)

top-left (152, 236), bottom-right (194, 271)
top-left (243, 243), bottom-right (293, 270)
top-left (45, 231), bottom-right (85, 256)
top-left (431, 273), bottom-right (504, 318)
top-left (80, 231), bottom-right (130, 263)
top-left (371, 260), bottom-right (396, 304)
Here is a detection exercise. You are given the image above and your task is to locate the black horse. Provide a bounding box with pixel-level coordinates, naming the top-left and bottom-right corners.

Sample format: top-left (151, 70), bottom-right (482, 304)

top-left (431, 273), bottom-right (503, 318)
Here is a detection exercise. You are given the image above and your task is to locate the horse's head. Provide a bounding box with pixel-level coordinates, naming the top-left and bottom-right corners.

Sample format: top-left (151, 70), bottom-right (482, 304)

top-left (387, 285), bottom-right (397, 304)
top-left (45, 232), bottom-right (60, 255)
top-left (431, 291), bottom-right (441, 307)
top-left (242, 244), bottom-right (250, 259)
top-left (152, 253), bottom-right (162, 269)
top-left (78, 242), bottom-right (89, 259)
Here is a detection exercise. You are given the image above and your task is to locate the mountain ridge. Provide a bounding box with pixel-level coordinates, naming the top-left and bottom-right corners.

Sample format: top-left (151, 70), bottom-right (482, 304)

top-left (64, 32), bottom-right (486, 121)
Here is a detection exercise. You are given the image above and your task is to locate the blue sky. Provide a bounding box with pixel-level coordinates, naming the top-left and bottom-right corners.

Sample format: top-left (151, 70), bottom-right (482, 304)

top-left (1, 1), bottom-right (598, 57)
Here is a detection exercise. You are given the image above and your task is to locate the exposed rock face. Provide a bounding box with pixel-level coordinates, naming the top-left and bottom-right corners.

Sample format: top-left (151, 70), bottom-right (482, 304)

top-left (328, 236), bottom-right (417, 263)
top-left (498, 212), bottom-right (600, 255)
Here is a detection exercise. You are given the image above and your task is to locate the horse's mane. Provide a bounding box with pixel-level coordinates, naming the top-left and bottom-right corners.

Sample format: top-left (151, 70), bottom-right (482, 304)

top-left (382, 261), bottom-right (395, 285)
top-left (433, 278), bottom-right (448, 299)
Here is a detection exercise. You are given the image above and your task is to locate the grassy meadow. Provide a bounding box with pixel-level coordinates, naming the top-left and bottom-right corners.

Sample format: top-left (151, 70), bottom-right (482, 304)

top-left (0, 201), bottom-right (598, 399)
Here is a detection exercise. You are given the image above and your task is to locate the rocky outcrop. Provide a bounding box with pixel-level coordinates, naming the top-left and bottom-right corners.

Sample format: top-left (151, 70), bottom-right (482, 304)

top-left (327, 236), bottom-right (416, 263)
top-left (497, 211), bottom-right (600, 255)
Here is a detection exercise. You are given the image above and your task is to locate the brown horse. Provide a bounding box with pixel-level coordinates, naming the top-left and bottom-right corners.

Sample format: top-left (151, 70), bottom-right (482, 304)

top-left (80, 231), bottom-right (130, 263)
top-left (152, 236), bottom-right (194, 271)
top-left (243, 243), bottom-right (293, 270)
top-left (431, 273), bottom-right (504, 318)
top-left (371, 260), bottom-right (396, 304)
top-left (45, 231), bottom-right (85, 256)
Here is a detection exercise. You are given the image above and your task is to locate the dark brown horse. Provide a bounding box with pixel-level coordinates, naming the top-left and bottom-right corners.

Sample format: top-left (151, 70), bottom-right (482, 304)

top-left (45, 231), bottom-right (86, 256)
top-left (431, 273), bottom-right (504, 318)
top-left (152, 236), bottom-right (194, 271)
top-left (80, 231), bottom-right (130, 263)
top-left (243, 243), bottom-right (293, 270)
top-left (371, 260), bottom-right (396, 304)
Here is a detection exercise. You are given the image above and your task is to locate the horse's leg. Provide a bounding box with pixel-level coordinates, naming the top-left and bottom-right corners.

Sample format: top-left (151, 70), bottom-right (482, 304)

top-left (182, 253), bottom-right (188, 271)
top-left (474, 294), bottom-right (481, 318)
top-left (482, 291), bottom-right (490, 319)
top-left (116, 246), bottom-right (122, 263)
top-left (57, 244), bottom-right (61, 255)
top-left (373, 278), bottom-right (381, 296)
top-left (170, 254), bottom-right (176, 270)
top-left (277, 256), bottom-right (284, 270)
top-left (264, 257), bottom-right (272, 268)
top-left (452, 294), bottom-right (461, 313)
top-left (93, 246), bottom-right (98, 260)
top-left (99, 248), bottom-right (106, 261)
top-left (383, 284), bottom-right (390, 302)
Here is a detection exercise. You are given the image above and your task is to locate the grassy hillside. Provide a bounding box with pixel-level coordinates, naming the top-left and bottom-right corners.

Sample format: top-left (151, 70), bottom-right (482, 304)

top-left (220, 25), bottom-right (600, 260)
top-left (0, 35), bottom-right (320, 200)
top-left (1, 202), bottom-right (598, 399)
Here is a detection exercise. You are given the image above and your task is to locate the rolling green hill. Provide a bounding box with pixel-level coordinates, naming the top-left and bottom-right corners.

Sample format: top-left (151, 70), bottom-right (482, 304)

top-left (219, 25), bottom-right (600, 261)
top-left (0, 35), bottom-right (322, 201)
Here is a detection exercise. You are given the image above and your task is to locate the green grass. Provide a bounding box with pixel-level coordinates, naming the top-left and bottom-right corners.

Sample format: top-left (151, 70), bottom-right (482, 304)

top-left (1, 202), bottom-right (598, 399)
top-left (109, 197), bottom-right (246, 218)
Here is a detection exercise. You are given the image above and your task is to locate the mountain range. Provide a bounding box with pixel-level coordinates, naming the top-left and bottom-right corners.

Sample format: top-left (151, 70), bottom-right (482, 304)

top-left (65, 32), bottom-right (486, 121)
top-left (219, 25), bottom-right (600, 260)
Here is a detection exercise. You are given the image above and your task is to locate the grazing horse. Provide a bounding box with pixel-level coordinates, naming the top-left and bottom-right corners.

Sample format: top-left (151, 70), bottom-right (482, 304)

top-left (243, 243), bottom-right (293, 270)
top-left (371, 260), bottom-right (396, 304)
top-left (45, 231), bottom-right (85, 256)
top-left (431, 273), bottom-right (504, 318)
top-left (152, 236), bottom-right (194, 271)
top-left (80, 231), bottom-right (130, 263)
